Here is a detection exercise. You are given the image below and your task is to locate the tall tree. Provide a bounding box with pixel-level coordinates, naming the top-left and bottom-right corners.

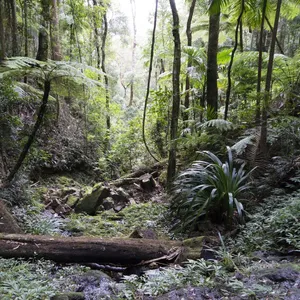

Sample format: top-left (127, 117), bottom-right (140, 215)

top-left (50, 0), bottom-right (62, 60)
top-left (259, 0), bottom-right (282, 155)
top-left (0, 0), bottom-right (5, 60)
top-left (224, 0), bottom-right (245, 120)
top-left (183, 0), bottom-right (196, 125)
top-left (167, 0), bottom-right (181, 185)
top-left (101, 11), bottom-right (111, 153)
top-left (10, 0), bottom-right (18, 56)
top-left (206, 10), bottom-right (220, 119)
top-left (256, 0), bottom-right (268, 124)
top-left (36, 0), bottom-right (50, 61)
top-left (129, 0), bottom-right (137, 107)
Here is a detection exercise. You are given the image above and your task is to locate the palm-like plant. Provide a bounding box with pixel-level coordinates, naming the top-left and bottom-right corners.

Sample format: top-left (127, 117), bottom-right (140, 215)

top-left (0, 57), bottom-right (100, 182)
top-left (171, 146), bottom-right (253, 231)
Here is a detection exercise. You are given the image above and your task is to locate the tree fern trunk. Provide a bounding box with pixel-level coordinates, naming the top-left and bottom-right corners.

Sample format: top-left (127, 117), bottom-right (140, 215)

top-left (6, 80), bottom-right (51, 182)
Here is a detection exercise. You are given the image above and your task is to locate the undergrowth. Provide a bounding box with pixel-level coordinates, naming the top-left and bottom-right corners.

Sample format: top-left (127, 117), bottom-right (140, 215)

top-left (0, 258), bottom-right (87, 299)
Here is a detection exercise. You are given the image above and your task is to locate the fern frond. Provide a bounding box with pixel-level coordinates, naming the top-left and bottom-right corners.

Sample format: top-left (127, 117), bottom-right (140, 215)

top-left (231, 135), bottom-right (255, 156)
top-left (197, 119), bottom-right (234, 131)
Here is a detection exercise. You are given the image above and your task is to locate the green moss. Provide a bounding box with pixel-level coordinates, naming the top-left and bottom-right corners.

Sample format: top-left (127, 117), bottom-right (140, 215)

top-left (66, 203), bottom-right (169, 238)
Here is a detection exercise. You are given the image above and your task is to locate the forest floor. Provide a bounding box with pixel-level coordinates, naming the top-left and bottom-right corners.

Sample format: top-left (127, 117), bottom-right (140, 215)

top-left (0, 172), bottom-right (300, 299)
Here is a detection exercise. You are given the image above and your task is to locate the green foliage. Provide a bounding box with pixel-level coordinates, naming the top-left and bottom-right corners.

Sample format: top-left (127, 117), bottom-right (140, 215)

top-left (171, 147), bottom-right (253, 231)
top-left (197, 119), bottom-right (234, 132)
top-left (231, 191), bottom-right (300, 253)
top-left (0, 258), bottom-right (87, 299)
top-left (120, 258), bottom-right (220, 298)
top-left (66, 202), bottom-right (169, 238)
top-left (13, 206), bottom-right (65, 235)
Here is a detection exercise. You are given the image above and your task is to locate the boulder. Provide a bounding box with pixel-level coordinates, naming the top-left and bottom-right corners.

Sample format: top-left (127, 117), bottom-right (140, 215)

top-left (75, 185), bottom-right (110, 215)
top-left (0, 200), bottom-right (23, 234)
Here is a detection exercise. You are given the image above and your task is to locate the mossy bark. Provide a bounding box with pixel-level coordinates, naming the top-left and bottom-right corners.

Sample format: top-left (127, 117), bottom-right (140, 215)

top-left (0, 234), bottom-right (203, 266)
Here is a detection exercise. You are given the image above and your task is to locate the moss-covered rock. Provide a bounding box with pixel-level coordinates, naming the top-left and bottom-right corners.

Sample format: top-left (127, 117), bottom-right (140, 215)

top-left (74, 184), bottom-right (110, 215)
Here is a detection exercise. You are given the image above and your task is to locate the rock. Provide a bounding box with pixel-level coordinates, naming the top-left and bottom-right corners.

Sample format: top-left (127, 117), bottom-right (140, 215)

top-left (145, 287), bottom-right (220, 300)
top-left (66, 195), bottom-right (80, 208)
top-left (51, 292), bottom-right (85, 300)
top-left (139, 173), bottom-right (156, 191)
top-left (0, 200), bottom-right (23, 233)
top-left (55, 203), bottom-right (72, 215)
top-left (102, 197), bottom-right (114, 210)
top-left (113, 204), bottom-right (125, 212)
top-left (75, 185), bottom-right (110, 215)
top-left (260, 267), bottom-right (300, 282)
top-left (110, 187), bottom-right (130, 204)
top-left (129, 228), bottom-right (158, 239)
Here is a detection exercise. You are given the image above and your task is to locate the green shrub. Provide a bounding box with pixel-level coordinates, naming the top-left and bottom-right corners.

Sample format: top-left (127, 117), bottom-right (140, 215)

top-left (171, 147), bottom-right (253, 231)
top-left (231, 191), bottom-right (300, 253)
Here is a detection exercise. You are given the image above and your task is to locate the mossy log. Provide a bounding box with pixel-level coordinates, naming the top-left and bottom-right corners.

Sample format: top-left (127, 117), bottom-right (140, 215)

top-left (0, 234), bottom-right (203, 265)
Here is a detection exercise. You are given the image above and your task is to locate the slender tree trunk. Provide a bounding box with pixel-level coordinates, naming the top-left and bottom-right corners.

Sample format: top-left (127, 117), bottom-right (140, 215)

top-left (50, 0), bottom-right (62, 60)
top-left (129, 0), bottom-right (137, 107)
top-left (206, 13), bottom-right (220, 119)
top-left (224, 0), bottom-right (245, 120)
top-left (6, 81), bottom-right (51, 182)
top-left (36, 0), bottom-right (49, 61)
top-left (101, 12), bottom-right (111, 153)
top-left (10, 0), bottom-right (18, 56)
top-left (24, 0), bottom-right (29, 57)
top-left (142, 0), bottom-right (159, 162)
top-left (256, 0), bottom-right (267, 124)
top-left (259, 0), bottom-right (282, 156)
top-left (239, 20), bottom-right (243, 52)
top-left (167, 0), bottom-right (181, 185)
top-left (0, 0), bottom-right (5, 60)
top-left (265, 17), bottom-right (284, 55)
top-left (183, 0), bottom-right (196, 126)
top-left (92, 0), bottom-right (101, 70)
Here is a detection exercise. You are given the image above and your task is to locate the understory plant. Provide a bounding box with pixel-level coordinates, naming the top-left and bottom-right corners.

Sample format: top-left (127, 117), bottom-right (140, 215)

top-left (171, 147), bottom-right (253, 231)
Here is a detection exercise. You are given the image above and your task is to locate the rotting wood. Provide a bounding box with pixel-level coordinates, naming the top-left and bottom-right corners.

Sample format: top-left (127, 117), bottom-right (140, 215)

top-left (0, 234), bottom-right (203, 266)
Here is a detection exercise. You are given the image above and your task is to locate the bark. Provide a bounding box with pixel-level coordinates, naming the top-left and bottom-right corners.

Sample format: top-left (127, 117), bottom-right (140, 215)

top-left (183, 0), bottom-right (196, 125)
top-left (129, 0), bottom-right (137, 107)
top-left (0, 234), bottom-right (203, 265)
top-left (101, 12), bottom-right (111, 153)
top-left (239, 20), bottom-right (243, 52)
top-left (167, 0), bottom-right (181, 185)
top-left (206, 13), bottom-right (220, 119)
top-left (6, 81), bottom-right (51, 182)
top-left (224, 0), bottom-right (245, 120)
top-left (92, 0), bottom-right (101, 70)
top-left (256, 0), bottom-right (267, 124)
top-left (36, 0), bottom-right (50, 61)
top-left (0, 0), bottom-right (5, 60)
top-left (265, 16), bottom-right (284, 55)
top-left (50, 0), bottom-right (62, 60)
top-left (24, 0), bottom-right (29, 57)
top-left (10, 0), bottom-right (18, 56)
top-left (259, 0), bottom-right (282, 156)
top-left (142, 0), bottom-right (159, 162)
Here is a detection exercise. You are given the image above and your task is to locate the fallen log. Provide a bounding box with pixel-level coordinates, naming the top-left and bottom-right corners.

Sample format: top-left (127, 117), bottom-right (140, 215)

top-left (0, 234), bottom-right (203, 266)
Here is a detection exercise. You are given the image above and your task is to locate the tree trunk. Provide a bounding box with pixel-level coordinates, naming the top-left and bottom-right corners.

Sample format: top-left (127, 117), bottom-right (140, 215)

top-left (206, 13), bottom-right (220, 119)
top-left (224, 0), bottom-right (245, 120)
top-left (36, 0), bottom-right (50, 61)
top-left (10, 0), bottom-right (18, 56)
top-left (92, 0), bottom-right (101, 70)
top-left (167, 0), bottom-right (181, 185)
top-left (6, 81), bottom-right (51, 182)
top-left (101, 12), bottom-right (111, 153)
top-left (129, 0), bottom-right (137, 107)
top-left (0, 0), bottom-right (5, 60)
top-left (24, 0), bottom-right (29, 57)
top-left (0, 233), bottom-right (203, 265)
top-left (259, 0), bottom-right (282, 156)
top-left (142, 0), bottom-right (159, 162)
top-left (50, 0), bottom-right (62, 60)
top-left (256, 0), bottom-right (267, 125)
top-left (183, 0), bottom-right (196, 125)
